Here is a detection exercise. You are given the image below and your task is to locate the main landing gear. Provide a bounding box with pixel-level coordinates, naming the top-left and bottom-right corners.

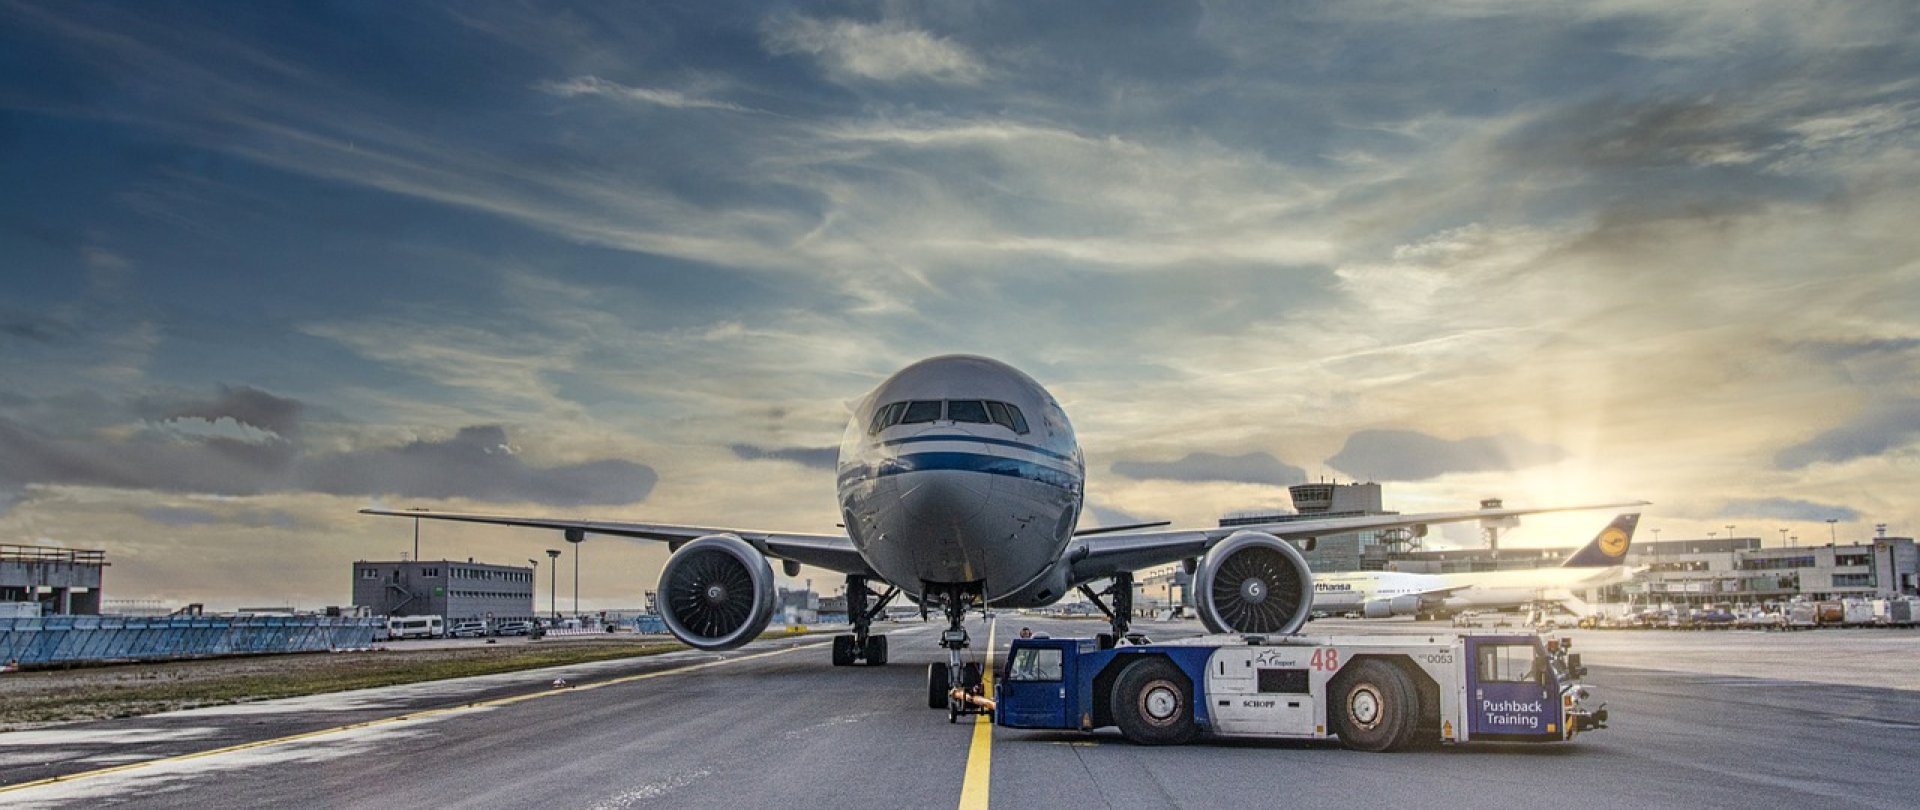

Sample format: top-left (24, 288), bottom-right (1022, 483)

top-left (1077, 571), bottom-right (1142, 649)
top-left (922, 581), bottom-right (991, 723)
top-left (832, 574), bottom-right (899, 667)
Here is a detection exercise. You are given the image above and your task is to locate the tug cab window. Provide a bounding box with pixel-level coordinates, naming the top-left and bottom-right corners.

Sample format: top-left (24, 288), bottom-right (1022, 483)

top-left (1006, 647), bottom-right (1063, 682)
top-left (1478, 644), bottom-right (1541, 683)
top-left (900, 400), bottom-right (943, 425)
top-left (946, 400), bottom-right (990, 424)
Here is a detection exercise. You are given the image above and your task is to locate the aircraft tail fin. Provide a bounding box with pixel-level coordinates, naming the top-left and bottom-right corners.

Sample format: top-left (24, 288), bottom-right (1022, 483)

top-left (1561, 513), bottom-right (1639, 567)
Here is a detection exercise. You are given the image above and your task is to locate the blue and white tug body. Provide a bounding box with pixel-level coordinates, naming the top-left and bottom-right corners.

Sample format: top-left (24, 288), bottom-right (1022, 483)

top-left (996, 632), bottom-right (1606, 751)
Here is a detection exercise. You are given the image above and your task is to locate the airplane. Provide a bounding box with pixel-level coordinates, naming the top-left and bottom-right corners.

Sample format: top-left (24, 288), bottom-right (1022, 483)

top-left (1312, 513), bottom-right (1641, 620)
top-left (364, 354), bottom-right (1644, 713)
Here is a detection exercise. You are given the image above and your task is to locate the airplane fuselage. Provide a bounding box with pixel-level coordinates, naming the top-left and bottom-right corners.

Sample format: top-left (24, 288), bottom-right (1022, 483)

top-left (1316, 567), bottom-right (1633, 612)
top-left (835, 355), bottom-right (1086, 606)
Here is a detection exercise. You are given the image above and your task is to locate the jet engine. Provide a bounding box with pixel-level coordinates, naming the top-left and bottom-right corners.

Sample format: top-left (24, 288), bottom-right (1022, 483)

top-left (1193, 530), bottom-right (1314, 635)
top-left (657, 534), bottom-right (777, 651)
top-left (1363, 595), bottom-right (1423, 619)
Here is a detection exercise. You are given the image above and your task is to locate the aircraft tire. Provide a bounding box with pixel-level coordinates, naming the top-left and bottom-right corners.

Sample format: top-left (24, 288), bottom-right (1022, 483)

top-left (831, 634), bottom-right (856, 666)
top-left (1111, 657), bottom-right (1196, 745)
top-left (1331, 659), bottom-right (1419, 752)
top-left (863, 635), bottom-right (887, 666)
top-left (927, 662), bottom-right (951, 709)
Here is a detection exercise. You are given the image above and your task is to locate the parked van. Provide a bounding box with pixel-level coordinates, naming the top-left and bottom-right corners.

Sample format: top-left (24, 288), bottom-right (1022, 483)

top-left (493, 620), bottom-right (534, 636)
top-left (448, 620), bottom-right (490, 638)
top-left (387, 615), bottom-right (444, 640)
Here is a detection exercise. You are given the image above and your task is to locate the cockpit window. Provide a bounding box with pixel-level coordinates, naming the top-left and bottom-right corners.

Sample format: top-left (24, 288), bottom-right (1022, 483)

top-left (868, 401), bottom-right (906, 434)
top-left (946, 400), bottom-right (989, 424)
top-left (870, 399), bottom-right (1029, 434)
top-left (986, 401), bottom-right (1029, 434)
top-left (900, 400), bottom-right (943, 425)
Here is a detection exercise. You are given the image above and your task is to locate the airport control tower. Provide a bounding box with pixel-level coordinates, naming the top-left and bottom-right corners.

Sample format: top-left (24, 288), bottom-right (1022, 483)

top-left (1220, 482), bottom-right (1396, 571)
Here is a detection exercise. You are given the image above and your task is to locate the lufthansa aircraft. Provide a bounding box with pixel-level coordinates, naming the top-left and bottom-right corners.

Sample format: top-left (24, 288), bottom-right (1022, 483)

top-left (1313, 513), bottom-right (1641, 619)
top-left (366, 355), bottom-right (1641, 712)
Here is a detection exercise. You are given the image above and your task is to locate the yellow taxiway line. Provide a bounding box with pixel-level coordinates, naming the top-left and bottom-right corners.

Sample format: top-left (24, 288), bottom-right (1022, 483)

top-left (958, 618), bottom-right (997, 810)
top-left (0, 641), bottom-right (824, 796)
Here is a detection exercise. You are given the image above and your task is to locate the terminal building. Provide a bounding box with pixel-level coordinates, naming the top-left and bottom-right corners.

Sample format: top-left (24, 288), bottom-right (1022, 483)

top-left (1, 543), bottom-right (106, 616)
top-left (1202, 482), bottom-right (1918, 608)
top-left (352, 559), bottom-right (535, 623)
top-left (1387, 534), bottom-right (1919, 606)
top-left (1609, 535), bottom-right (1918, 605)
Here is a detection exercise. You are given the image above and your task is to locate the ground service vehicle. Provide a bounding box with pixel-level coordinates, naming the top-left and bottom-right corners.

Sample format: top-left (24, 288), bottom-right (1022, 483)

top-left (996, 633), bottom-right (1605, 751)
top-left (386, 615), bottom-right (444, 640)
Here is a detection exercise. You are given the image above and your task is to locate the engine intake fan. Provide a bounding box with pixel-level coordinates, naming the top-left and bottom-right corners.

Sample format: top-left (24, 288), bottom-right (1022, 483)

top-left (1193, 531), bottom-right (1314, 636)
top-left (657, 534), bottom-right (777, 650)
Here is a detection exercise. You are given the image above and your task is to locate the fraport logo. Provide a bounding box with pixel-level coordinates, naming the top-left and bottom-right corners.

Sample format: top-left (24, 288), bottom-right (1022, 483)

top-left (1481, 699), bottom-right (1543, 726)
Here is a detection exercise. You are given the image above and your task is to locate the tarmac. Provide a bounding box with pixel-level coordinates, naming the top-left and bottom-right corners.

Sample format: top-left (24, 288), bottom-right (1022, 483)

top-left (1, 616), bottom-right (1916, 809)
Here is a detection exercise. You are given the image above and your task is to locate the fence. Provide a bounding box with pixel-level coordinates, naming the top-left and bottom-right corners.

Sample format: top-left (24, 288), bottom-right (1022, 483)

top-left (0, 615), bottom-right (380, 667)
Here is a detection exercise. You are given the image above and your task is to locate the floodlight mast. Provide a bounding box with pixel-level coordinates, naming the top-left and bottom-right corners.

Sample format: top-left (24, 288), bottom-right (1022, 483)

top-left (545, 548), bottom-right (562, 619)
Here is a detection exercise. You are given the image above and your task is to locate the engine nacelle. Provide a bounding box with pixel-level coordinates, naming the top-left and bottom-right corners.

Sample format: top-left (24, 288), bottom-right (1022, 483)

top-left (657, 534), bottom-right (777, 651)
top-left (1193, 531), bottom-right (1315, 636)
top-left (1362, 595), bottom-right (1423, 619)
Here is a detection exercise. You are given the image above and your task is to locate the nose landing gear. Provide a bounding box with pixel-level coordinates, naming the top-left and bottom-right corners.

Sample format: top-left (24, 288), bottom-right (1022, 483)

top-left (922, 581), bottom-right (992, 721)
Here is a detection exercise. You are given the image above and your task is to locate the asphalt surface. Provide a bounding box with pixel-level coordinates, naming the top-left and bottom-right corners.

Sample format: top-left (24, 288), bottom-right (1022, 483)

top-left (3, 617), bottom-right (1917, 809)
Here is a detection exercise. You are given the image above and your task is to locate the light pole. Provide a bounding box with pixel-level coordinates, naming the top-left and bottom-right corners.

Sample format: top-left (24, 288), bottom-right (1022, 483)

top-left (546, 549), bottom-right (561, 620)
top-left (1826, 518), bottom-right (1838, 545)
top-left (1649, 528), bottom-right (1662, 606)
top-left (567, 532), bottom-right (585, 619)
top-left (1778, 528), bottom-right (1788, 548)
top-left (1724, 525), bottom-right (1738, 602)
top-left (528, 559), bottom-right (539, 621)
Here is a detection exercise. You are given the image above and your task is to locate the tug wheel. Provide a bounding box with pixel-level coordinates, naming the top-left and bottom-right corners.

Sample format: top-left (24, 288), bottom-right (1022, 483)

top-left (1111, 658), bottom-right (1196, 745)
top-left (1332, 659), bottom-right (1419, 752)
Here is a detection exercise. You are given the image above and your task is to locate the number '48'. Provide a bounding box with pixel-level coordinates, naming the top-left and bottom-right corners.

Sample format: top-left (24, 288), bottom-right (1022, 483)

top-left (1310, 648), bottom-right (1340, 671)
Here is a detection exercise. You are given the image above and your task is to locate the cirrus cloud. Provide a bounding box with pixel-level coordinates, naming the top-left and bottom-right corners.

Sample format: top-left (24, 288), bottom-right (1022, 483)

top-left (763, 15), bottom-right (985, 84)
top-left (1326, 430), bottom-right (1568, 482)
top-left (1111, 452), bottom-right (1305, 487)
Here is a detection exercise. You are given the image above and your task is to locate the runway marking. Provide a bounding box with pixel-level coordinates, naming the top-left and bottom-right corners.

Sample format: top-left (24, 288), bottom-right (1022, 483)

top-left (0, 641), bottom-right (824, 796)
top-left (958, 619), bottom-right (996, 810)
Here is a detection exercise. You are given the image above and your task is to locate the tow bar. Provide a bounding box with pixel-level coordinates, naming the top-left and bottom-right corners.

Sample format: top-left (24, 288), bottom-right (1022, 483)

top-left (948, 685), bottom-right (995, 723)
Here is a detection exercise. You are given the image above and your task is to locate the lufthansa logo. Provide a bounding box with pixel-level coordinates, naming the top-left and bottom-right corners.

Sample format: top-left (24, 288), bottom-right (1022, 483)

top-left (1599, 528), bottom-right (1629, 557)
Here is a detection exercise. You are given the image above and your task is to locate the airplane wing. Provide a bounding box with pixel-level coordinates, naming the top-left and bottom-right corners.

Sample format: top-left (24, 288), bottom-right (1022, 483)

top-left (1409, 582), bottom-right (1477, 599)
top-left (358, 508), bottom-right (873, 575)
top-left (1065, 501), bottom-right (1649, 581)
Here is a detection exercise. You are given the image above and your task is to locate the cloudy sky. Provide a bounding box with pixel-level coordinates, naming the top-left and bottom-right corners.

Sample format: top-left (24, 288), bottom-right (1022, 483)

top-left (3, 2), bottom-right (1916, 610)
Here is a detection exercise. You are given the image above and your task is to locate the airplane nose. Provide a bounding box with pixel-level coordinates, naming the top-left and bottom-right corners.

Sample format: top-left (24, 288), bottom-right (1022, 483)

top-left (897, 469), bottom-right (991, 525)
